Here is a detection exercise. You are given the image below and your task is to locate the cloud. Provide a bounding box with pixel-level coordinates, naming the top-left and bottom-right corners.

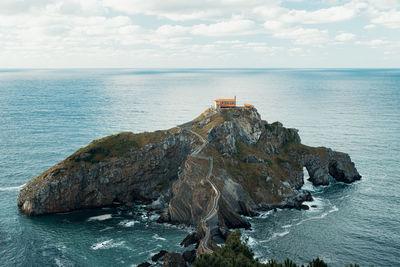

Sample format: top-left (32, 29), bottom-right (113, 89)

top-left (273, 27), bottom-right (329, 45)
top-left (191, 19), bottom-right (256, 36)
top-left (102, 0), bottom-right (269, 21)
top-left (0, 0), bottom-right (399, 67)
top-left (256, 1), bottom-right (366, 25)
top-left (371, 10), bottom-right (400, 29)
top-left (356, 39), bottom-right (389, 47)
top-left (364, 24), bottom-right (376, 29)
top-left (156, 25), bottom-right (189, 36)
top-left (335, 32), bottom-right (356, 41)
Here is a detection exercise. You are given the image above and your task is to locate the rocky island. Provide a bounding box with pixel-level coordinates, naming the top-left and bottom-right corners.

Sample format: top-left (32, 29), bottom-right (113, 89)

top-left (18, 107), bottom-right (361, 263)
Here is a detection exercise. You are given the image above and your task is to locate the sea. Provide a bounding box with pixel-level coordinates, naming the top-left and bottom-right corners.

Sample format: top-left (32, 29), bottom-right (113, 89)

top-left (0, 69), bottom-right (399, 266)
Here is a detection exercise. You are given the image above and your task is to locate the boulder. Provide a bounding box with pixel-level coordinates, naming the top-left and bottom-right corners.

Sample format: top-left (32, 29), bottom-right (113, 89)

top-left (152, 250), bottom-right (168, 262)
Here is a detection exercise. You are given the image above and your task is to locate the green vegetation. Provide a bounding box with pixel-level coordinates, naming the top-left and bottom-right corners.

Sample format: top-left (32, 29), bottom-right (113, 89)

top-left (195, 230), bottom-right (357, 267)
top-left (68, 130), bottom-right (170, 164)
top-left (69, 132), bottom-right (140, 163)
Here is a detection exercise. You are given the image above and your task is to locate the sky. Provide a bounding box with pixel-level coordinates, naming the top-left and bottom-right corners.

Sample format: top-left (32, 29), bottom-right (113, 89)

top-left (0, 0), bottom-right (399, 68)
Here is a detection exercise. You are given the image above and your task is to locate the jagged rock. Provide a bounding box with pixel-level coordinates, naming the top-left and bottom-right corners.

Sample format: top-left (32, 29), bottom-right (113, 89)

top-left (138, 262), bottom-right (152, 267)
top-left (180, 232), bottom-right (200, 247)
top-left (328, 150), bottom-right (361, 183)
top-left (303, 148), bottom-right (361, 186)
top-left (163, 252), bottom-right (186, 267)
top-left (221, 176), bottom-right (256, 216)
top-left (152, 250), bottom-right (168, 262)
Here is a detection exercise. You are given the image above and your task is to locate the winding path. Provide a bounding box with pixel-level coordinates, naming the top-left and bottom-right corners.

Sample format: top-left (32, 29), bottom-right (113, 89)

top-left (181, 128), bottom-right (220, 254)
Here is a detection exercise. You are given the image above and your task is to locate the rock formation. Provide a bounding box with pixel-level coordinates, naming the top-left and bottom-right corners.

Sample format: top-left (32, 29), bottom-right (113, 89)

top-left (18, 107), bottom-right (361, 253)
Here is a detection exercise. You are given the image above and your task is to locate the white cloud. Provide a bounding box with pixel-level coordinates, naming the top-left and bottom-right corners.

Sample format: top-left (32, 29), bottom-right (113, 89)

top-left (0, 0), bottom-right (399, 67)
top-left (367, 0), bottom-right (399, 10)
top-left (364, 24), bottom-right (376, 29)
top-left (273, 27), bottom-right (329, 45)
top-left (156, 25), bottom-right (189, 36)
top-left (335, 32), bottom-right (356, 41)
top-left (191, 19), bottom-right (256, 36)
top-left (371, 10), bottom-right (400, 29)
top-left (102, 0), bottom-right (269, 21)
top-left (263, 20), bottom-right (284, 31)
top-left (356, 39), bottom-right (389, 47)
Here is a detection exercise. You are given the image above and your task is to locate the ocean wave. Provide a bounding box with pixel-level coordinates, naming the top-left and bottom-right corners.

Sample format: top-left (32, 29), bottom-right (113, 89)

top-left (0, 183), bottom-right (26, 191)
top-left (304, 197), bottom-right (325, 212)
top-left (99, 226), bottom-right (114, 232)
top-left (271, 230), bottom-right (289, 239)
top-left (246, 236), bottom-right (258, 246)
top-left (257, 210), bottom-right (273, 219)
top-left (152, 234), bottom-right (166, 241)
top-left (118, 220), bottom-right (139, 227)
top-left (91, 239), bottom-right (126, 250)
top-left (259, 230), bottom-right (290, 243)
top-left (294, 205), bottom-right (340, 226)
top-left (149, 214), bottom-right (160, 221)
top-left (87, 214), bottom-right (112, 221)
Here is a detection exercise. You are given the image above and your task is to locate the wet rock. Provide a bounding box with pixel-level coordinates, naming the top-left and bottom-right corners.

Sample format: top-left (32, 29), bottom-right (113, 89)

top-left (328, 150), bottom-right (361, 183)
top-left (138, 262), bottom-right (152, 267)
top-left (180, 232), bottom-right (200, 247)
top-left (152, 250), bottom-right (168, 262)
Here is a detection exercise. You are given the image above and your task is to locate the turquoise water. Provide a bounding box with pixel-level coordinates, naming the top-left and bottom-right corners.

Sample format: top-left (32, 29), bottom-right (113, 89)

top-left (0, 69), bottom-right (399, 266)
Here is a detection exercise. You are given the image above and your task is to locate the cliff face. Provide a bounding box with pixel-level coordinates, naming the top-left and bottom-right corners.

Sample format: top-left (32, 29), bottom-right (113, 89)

top-left (18, 107), bottom-right (361, 247)
top-left (18, 130), bottom-right (198, 215)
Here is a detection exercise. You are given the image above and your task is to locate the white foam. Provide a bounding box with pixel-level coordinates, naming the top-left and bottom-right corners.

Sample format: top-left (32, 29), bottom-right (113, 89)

top-left (0, 183), bottom-right (26, 191)
top-left (87, 214), bottom-right (112, 221)
top-left (271, 230), bottom-right (289, 239)
top-left (329, 205), bottom-right (339, 213)
top-left (282, 224), bottom-right (292, 229)
top-left (149, 214), bottom-right (160, 221)
top-left (99, 226), bottom-right (114, 232)
top-left (152, 234), bottom-right (166, 241)
top-left (304, 197), bottom-right (325, 213)
top-left (91, 239), bottom-right (126, 250)
top-left (260, 230), bottom-right (290, 243)
top-left (247, 236), bottom-right (258, 247)
top-left (258, 210), bottom-right (273, 219)
top-left (118, 220), bottom-right (139, 227)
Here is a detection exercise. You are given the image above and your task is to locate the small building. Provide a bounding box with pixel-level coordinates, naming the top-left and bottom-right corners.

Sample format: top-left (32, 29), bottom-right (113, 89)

top-left (214, 97), bottom-right (236, 109)
top-left (244, 104), bottom-right (254, 108)
top-left (214, 97), bottom-right (254, 109)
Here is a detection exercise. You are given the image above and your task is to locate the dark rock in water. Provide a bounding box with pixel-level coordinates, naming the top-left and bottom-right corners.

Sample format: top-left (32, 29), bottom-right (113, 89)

top-left (182, 250), bottom-right (196, 264)
top-left (328, 150), bottom-right (362, 183)
top-left (163, 252), bottom-right (186, 267)
top-left (180, 232), bottom-right (200, 247)
top-left (300, 204), bottom-right (309, 210)
top-left (137, 262), bottom-right (152, 267)
top-left (304, 148), bottom-right (361, 186)
top-left (311, 205), bottom-right (317, 208)
top-left (152, 250), bottom-right (168, 262)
